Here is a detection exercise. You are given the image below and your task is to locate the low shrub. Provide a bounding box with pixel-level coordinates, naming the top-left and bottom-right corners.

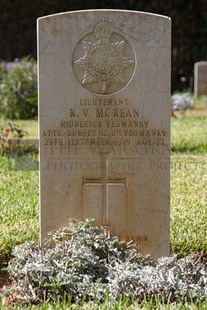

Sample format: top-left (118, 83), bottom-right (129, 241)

top-left (0, 57), bottom-right (37, 119)
top-left (0, 121), bottom-right (28, 155)
top-left (4, 219), bottom-right (207, 306)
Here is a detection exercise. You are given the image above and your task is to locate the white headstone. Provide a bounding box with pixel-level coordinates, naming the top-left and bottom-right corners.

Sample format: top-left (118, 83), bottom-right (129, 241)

top-left (38, 10), bottom-right (171, 258)
top-left (194, 61), bottom-right (207, 97)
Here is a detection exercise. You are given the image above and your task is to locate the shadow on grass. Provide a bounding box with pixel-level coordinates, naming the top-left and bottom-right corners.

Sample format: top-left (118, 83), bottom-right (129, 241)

top-left (171, 143), bottom-right (207, 154)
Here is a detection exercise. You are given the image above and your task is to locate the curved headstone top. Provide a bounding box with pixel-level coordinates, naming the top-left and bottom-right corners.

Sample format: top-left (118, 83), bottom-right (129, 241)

top-left (194, 61), bottom-right (207, 97)
top-left (38, 10), bottom-right (171, 259)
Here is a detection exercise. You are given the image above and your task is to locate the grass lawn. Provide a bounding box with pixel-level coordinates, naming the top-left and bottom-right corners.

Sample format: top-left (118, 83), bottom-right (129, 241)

top-left (0, 102), bottom-right (207, 308)
top-left (170, 103), bottom-right (207, 255)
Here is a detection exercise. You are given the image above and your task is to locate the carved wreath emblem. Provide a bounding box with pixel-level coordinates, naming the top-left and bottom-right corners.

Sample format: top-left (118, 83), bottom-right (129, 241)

top-left (72, 19), bottom-right (135, 95)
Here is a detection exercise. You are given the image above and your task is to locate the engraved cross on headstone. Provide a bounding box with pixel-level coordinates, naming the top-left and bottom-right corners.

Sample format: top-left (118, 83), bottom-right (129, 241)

top-left (83, 153), bottom-right (126, 226)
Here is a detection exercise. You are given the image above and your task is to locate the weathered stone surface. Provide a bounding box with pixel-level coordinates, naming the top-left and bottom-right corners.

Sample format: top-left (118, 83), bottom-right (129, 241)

top-left (194, 61), bottom-right (207, 97)
top-left (38, 10), bottom-right (171, 258)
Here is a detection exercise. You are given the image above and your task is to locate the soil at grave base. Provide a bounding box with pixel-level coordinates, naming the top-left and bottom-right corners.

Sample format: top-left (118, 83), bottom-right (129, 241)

top-left (0, 269), bottom-right (13, 290)
top-left (0, 269), bottom-right (18, 306)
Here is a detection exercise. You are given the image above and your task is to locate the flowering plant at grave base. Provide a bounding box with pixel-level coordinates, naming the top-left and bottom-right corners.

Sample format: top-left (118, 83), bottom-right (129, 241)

top-left (0, 57), bottom-right (37, 119)
top-left (4, 218), bottom-right (207, 306)
top-left (171, 92), bottom-right (194, 113)
top-left (0, 121), bottom-right (28, 155)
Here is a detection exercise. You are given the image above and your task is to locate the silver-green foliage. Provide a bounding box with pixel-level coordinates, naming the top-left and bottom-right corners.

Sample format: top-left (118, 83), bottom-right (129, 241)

top-left (109, 255), bottom-right (207, 303)
top-left (6, 219), bottom-right (207, 305)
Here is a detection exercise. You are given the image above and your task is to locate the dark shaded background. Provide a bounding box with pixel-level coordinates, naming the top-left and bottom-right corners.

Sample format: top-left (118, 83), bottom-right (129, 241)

top-left (0, 0), bottom-right (207, 91)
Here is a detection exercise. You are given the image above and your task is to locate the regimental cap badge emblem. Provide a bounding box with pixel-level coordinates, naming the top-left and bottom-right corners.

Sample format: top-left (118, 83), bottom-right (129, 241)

top-left (72, 19), bottom-right (136, 95)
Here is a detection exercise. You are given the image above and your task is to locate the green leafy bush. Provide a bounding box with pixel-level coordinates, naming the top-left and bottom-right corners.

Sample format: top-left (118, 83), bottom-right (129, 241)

top-left (0, 57), bottom-right (37, 119)
top-left (5, 219), bottom-right (207, 306)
